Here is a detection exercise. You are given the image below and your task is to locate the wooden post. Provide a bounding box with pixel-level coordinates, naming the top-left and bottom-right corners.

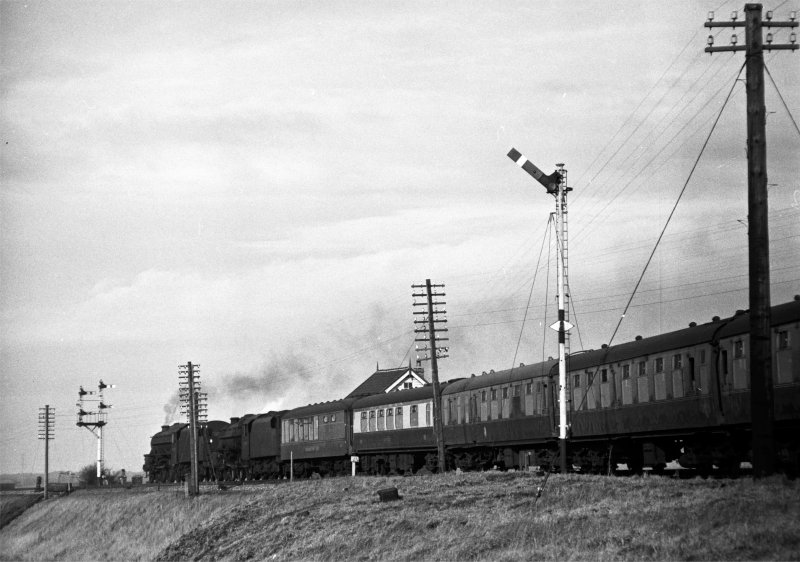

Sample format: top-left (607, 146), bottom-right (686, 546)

top-left (425, 279), bottom-right (447, 473)
top-left (744, 3), bottom-right (774, 477)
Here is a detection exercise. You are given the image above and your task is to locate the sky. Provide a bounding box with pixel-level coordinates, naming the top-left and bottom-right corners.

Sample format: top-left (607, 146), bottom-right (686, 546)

top-left (1, 1), bottom-right (798, 476)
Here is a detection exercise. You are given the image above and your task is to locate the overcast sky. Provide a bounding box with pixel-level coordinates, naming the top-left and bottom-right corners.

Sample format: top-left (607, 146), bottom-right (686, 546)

top-left (2, 1), bottom-right (798, 475)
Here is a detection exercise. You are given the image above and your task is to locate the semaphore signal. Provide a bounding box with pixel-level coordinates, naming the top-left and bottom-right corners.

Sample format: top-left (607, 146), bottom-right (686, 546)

top-left (507, 148), bottom-right (572, 474)
top-left (76, 380), bottom-right (114, 481)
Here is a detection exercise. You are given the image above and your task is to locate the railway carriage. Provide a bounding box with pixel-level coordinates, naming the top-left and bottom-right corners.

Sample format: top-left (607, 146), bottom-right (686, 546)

top-left (566, 298), bottom-right (800, 474)
top-left (144, 298), bottom-right (800, 479)
top-left (441, 361), bottom-right (558, 471)
top-left (280, 398), bottom-right (357, 477)
top-left (352, 384), bottom-right (447, 474)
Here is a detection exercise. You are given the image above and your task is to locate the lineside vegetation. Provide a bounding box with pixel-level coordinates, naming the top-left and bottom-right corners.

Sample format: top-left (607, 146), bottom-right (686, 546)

top-left (1, 472), bottom-right (798, 561)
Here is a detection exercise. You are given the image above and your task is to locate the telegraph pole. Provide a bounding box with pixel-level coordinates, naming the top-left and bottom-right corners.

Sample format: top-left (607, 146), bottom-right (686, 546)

top-left (412, 280), bottom-right (448, 472)
top-left (179, 362), bottom-right (207, 495)
top-left (705, 5), bottom-right (798, 478)
top-left (507, 148), bottom-right (571, 473)
top-left (77, 380), bottom-right (114, 482)
top-left (38, 405), bottom-right (54, 499)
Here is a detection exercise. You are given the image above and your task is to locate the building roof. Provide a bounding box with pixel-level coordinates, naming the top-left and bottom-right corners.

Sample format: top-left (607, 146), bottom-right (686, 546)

top-left (346, 365), bottom-right (428, 399)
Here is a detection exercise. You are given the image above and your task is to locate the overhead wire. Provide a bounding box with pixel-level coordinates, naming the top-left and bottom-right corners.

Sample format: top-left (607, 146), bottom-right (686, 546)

top-left (604, 60), bottom-right (746, 347)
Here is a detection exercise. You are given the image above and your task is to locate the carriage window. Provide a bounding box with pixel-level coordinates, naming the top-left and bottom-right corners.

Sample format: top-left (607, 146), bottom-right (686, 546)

top-left (396, 407), bottom-right (403, 415)
top-left (331, 414), bottom-right (336, 422)
top-left (411, 405), bottom-right (417, 413)
top-left (778, 330), bottom-right (790, 349)
top-left (700, 349), bottom-right (706, 364)
top-left (502, 388), bottom-right (508, 399)
top-left (734, 340), bottom-right (744, 358)
top-left (655, 358), bottom-right (664, 373)
top-left (622, 364), bottom-right (630, 380)
top-left (601, 369), bottom-right (608, 383)
top-left (526, 383), bottom-right (532, 394)
top-left (378, 409), bottom-right (384, 417)
top-left (491, 389), bottom-right (497, 400)
top-left (638, 361), bottom-right (646, 377)
top-left (482, 390), bottom-right (486, 402)
top-left (573, 374), bottom-right (580, 388)
top-left (323, 415), bottom-right (328, 423)
top-left (370, 411), bottom-right (375, 418)
top-left (387, 408), bottom-right (393, 417)
top-left (673, 354), bottom-right (682, 370)
top-left (361, 412), bottom-right (367, 419)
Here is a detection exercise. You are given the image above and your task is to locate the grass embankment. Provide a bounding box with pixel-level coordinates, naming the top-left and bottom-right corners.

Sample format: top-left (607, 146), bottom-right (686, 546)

top-left (0, 494), bottom-right (41, 530)
top-left (1, 473), bottom-right (799, 561)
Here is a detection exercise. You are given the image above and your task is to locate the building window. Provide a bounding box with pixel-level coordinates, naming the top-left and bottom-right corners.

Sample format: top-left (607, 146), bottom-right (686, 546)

top-left (622, 364), bottom-right (630, 380)
top-left (777, 330), bottom-right (790, 349)
top-left (673, 354), bottom-right (682, 370)
top-left (734, 340), bottom-right (745, 358)
top-left (601, 369), bottom-right (608, 383)
top-left (655, 358), bottom-right (664, 373)
top-left (638, 361), bottom-right (646, 377)
top-left (573, 374), bottom-right (580, 388)
top-left (403, 381), bottom-right (413, 389)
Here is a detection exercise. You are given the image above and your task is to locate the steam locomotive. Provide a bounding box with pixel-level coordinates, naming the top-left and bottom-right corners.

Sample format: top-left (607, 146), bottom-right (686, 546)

top-left (143, 297), bottom-right (800, 480)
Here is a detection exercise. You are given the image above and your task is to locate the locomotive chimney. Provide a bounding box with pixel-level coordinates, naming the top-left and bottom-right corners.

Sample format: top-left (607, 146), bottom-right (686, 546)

top-left (230, 417), bottom-right (240, 424)
top-left (161, 425), bottom-right (169, 431)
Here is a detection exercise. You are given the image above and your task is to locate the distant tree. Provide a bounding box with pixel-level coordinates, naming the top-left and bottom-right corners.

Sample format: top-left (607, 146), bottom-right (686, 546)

top-left (77, 464), bottom-right (117, 486)
top-left (78, 464), bottom-right (98, 486)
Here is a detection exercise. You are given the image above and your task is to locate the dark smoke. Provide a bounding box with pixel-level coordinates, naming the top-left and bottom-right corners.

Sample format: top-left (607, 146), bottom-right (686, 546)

top-left (162, 390), bottom-right (180, 425)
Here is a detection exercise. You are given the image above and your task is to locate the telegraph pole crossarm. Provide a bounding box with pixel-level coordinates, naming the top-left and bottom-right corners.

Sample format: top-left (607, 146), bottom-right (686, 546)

top-left (702, 4), bottom-right (797, 478)
top-left (412, 279), bottom-right (448, 472)
top-left (38, 405), bottom-right (55, 499)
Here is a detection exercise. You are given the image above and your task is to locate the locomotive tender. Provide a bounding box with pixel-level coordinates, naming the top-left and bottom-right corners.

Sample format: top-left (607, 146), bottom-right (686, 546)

top-left (143, 297), bottom-right (800, 480)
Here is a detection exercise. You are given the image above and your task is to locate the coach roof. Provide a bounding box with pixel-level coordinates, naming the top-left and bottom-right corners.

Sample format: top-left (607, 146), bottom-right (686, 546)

top-left (443, 360), bottom-right (558, 395)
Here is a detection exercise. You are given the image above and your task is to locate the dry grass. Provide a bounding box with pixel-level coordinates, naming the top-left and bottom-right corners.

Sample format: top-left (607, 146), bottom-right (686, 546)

top-left (0, 494), bottom-right (41, 530)
top-left (1, 473), bottom-right (799, 561)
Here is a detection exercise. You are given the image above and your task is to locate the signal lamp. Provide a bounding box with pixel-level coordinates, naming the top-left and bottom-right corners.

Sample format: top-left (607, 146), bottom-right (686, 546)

top-left (731, 34), bottom-right (738, 45)
top-left (707, 35), bottom-right (714, 46)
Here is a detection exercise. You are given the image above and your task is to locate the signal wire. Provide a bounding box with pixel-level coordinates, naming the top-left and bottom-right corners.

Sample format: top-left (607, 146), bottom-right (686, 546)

top-left (573, 60), bottom-right (746, 413)
top-left (605, 60), bottom-right (746, 347)
top-left (765, 63), bottom-right (800, 138)
top-left (509, 213), bottom-right (553, 375)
